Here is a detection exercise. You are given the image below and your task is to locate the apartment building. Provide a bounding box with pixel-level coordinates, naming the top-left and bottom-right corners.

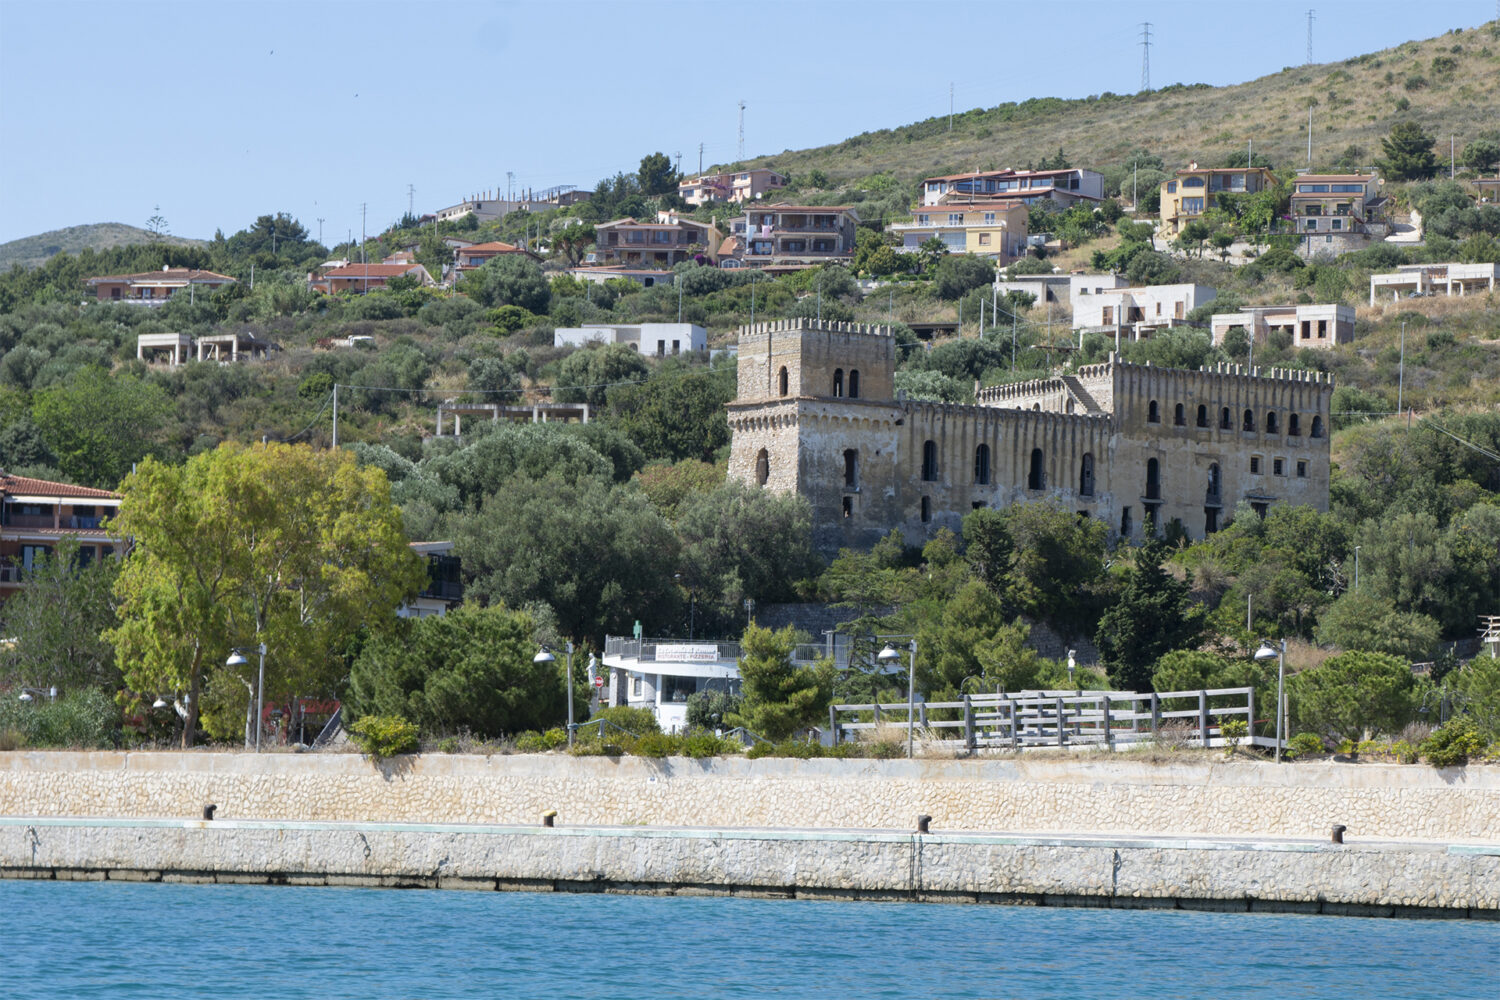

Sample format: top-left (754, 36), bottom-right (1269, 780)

top-left (553, 322), bottom-right (707, 355)
top-left (679, 168), bottom-right (787, 206)
top-left (592, 215), bottom-right (721, 268)
top-left (919, 168), bottom-right (1104, 208)
top-left (0, 472), bottom-right (123, 603)
top-left (890, 201), bottom-right (1029, 261)
top-left (728, 204), bottom-right (859, 269)
top-left (1290, 173), bottom-right (1383, 236)
top-left (1159, 164), bottom-right (1277, 236)
top-left (1071, 279), bottom-right (1215, 343)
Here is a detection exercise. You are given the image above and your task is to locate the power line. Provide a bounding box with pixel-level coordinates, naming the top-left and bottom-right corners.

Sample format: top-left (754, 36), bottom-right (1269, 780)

top-left (1139, 22), bottom-right (1152, 92)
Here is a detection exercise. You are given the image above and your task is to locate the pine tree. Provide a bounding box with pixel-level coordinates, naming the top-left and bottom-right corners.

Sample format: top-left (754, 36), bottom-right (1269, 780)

top-left (1094, 539), bottom-right (1206, 692)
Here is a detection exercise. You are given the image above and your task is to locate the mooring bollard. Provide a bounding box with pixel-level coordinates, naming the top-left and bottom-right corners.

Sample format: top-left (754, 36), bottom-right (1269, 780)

top-left (202, 804), bottom-right (216, 821)
top-left (916, 814), bottom-right (932, 834)
top-left (1331, 824), bottom-right (1347, 844)
top-left (541, 809), bottom-right (557, 828)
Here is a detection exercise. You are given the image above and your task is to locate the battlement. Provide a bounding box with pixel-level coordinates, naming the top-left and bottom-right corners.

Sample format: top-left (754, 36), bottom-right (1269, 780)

top-left (974, 375), bottom-right (1068, 405)
top-left (737, 319), bottom-right (896, 340)
top-left (1193, 361), bottom-right (1334, 386)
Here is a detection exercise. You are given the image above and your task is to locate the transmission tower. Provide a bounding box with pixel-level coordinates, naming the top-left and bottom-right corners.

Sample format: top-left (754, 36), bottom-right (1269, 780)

top-left (1306, 9), bottom-right (1316, 64)
top-left (737, 100), bottom-right (746, 159)
top-left (1139, 22), bottom-right (1152, 92)
top-left (407, 183), bottom-right (415, 218)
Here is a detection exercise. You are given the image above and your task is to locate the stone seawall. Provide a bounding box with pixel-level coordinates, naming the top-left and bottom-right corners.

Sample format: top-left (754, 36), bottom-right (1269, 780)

top-left (4, 752), bottom-right (1500, 844)
top-left (4, 818), bottom-right (1498, 918)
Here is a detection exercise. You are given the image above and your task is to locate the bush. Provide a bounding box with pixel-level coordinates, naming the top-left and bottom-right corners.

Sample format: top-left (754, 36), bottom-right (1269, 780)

top-left (589, 705), bottom-right (661, 737)
top-left (1284, 732), bottom-right (1327, 759)
top-left (348, 715), bottom-right (420, 759)
top-left (0, 689), bottom-right (119, 749)
top-left (1421, 717), bottom-right (1487, 767)
top-left (514, 727), bottom-right (569, 753)
top-left (631, 732), bottom-right (682, 758)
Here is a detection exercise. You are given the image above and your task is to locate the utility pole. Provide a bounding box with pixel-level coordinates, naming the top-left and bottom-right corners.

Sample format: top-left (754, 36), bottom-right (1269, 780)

top-left (1451, 136), bottom-right (1456, 179)
top-left (949, 82), bottom-right (954, 131)
top-left (1307, 102), bottom-right (1313, 169)
top-left (407, 183), bottom-right (415, 219)
top-left (1305, 9), bottom-right (1316, 65)
top-left (738, 100), bottom-right (746, 159)
top-left (1140, 22), bottom-right (1152, 92)
top-left (316, 217), bottom-right (325, 245)
top-left (698, 142), bottom-right (704, 174)
top-left (332, 383), bottom-right (339, 449)
top-left (360, 203), bottom-right (367, 295)
top-left (506, 172), bottom-right (515, 202)
top-left (1398, 321), bottom-right (1406, 415)
top-left (674, 151), bottom-right (682, 175)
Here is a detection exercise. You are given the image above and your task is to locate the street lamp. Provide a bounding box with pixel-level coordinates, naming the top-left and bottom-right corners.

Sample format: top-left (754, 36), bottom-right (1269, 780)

top-left (877, 637), bottom-right (919, 759)
top-left (535, 642), bottom-right (575, 747)
top-left (1254, 638), bottom-right (1287, 763)
top-left (226, 643), bottom-right (268, 753)
top-left (17, 686), bottom-right (57, 703)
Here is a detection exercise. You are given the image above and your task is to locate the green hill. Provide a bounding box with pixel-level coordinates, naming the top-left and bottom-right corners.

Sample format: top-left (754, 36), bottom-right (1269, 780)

top-left (738, 23), bottom-right (1500, 193)
top-left (0, 223), bottom-right (207, 271)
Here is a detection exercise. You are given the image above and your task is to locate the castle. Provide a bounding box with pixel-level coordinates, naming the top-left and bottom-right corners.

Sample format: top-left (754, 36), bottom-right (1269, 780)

top-left (727, 319), bottom-right (1334, 553)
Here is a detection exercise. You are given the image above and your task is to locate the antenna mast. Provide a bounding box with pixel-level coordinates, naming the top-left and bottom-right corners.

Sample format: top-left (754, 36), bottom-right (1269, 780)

top-left (737, 100), bottom-right (746, 159)
top-left (1139, 22), bottom-right (1152, 91)
top-left (1306, 9), bottom-right (1316, 64)
top-left (407, 183), bottom-right (415, 219)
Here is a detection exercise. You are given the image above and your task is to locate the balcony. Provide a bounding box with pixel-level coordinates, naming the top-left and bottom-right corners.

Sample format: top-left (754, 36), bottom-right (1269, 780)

top-left (772, 221), bottom-right (841, 234)
top-left (2, 513), bottom-right (58, 529)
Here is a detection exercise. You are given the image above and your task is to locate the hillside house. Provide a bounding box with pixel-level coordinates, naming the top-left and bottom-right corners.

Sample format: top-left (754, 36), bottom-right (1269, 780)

top-left (1070, 279), bottom-right (1215, 343)
top-left (453, 241), bottom-right (542, 273)
top-left (398, 541), bottom-right (464, 619)
top-left (0, 472), bottom-right (123, 604)
top-left (679, 168), bottom-right (787, 206)
top-left (593, 215), bottom-right (721, 268)
top-left (891, 201), bottom-right (1029, 261)
top-left (1210, 304), bottom-right (1355, 350)
top-left (86, 267), bottom-right (237, 305)
top-left (553, 322), bottom-right (707, 354)
top-left (919, 168), bottom-right (1104, 208)
top-left (308, 262), bottom-right (436, 295)
top-left (1369, 262), bottom-right (1500, 304)
top-left (728, 204), bottom-right (859, 270)
top-left (1159, 164), bottom-right (1276, 236)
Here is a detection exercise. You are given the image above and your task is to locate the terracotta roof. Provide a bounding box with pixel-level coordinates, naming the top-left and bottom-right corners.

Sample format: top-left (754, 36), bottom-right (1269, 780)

top-left (461, 241), bottom-right (526, 253)
top-left (717, 236), bottom-right (740, 256)
top-left (86, 268), bottom-right (236, 285)
top-left (753, 204), bottom-right (854, 213)
top-left (0, 473), bottom-right (120, 500)
top-left (323, 264), bottom-right (425, 278)
top-left (597, 217), bottom-right (711, 230)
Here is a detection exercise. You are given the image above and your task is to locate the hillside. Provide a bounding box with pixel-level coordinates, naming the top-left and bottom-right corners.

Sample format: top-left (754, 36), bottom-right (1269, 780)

top-left (740, 23), bottom-right (1500, 189)
top-left (0, 223), bottom-right (207, 271)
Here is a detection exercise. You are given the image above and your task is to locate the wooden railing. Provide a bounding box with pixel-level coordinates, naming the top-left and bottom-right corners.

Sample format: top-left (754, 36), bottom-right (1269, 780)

top-left (828, 688), bottom-right (1272, 753)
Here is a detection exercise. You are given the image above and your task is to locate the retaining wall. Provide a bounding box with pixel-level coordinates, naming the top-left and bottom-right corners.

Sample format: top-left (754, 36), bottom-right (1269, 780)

top-left (4, 752), bottom-right (1500, 843)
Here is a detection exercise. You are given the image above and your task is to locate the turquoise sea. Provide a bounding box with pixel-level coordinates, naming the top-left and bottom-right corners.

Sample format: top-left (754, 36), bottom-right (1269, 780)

top-left (4, 880), bottom-right (1495, 999)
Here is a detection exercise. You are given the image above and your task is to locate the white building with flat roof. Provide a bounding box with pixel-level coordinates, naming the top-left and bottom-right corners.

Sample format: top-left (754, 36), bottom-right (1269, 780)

top-left (1071, 281), bottom-right (1215, 343)
top-left (554, 322), bottom-right (707, 355)
top-left (1369, 263), bottom-right (1499, 305)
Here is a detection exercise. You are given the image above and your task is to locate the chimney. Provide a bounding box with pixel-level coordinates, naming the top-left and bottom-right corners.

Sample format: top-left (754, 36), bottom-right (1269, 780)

top-left (163, 264), bottom-right (170, 272)
top-left (1188, 161), bottom-right (1198, 170)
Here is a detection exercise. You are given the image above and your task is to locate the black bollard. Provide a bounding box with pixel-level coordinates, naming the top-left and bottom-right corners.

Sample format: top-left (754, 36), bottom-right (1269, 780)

top-left (916, 814), bottom-right (932, 834)
top-left (1331, 824), bottom-right (1347, 844)
top-left (541, 809), bottom-right (557, 828)
top-left (203, 803), bottom-right (216, 821)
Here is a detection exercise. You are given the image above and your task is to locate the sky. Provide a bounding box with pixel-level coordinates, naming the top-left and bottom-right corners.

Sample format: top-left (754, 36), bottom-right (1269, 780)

top-left (0, 0), bottom-right (1495, 246)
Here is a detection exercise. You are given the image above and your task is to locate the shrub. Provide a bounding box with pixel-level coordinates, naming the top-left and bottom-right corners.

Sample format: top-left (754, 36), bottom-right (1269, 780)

top-left (1285, 732), bottom-right (1326, 759)
top-left (348, 715), bottom-right (420, 759)
top-left (632, 732), bottom-right (682, 758)
top-left (1421, 717), bottom-right (1487, 767)
top-left (681, 730), bottom-right (737, 758)
top-left (589, 705), bottom-right (661, 737)
top-left (1391, 739), bottom-right (1421, 764)
top-left (1220, 718), bottom-right (1248, 753)
top-left (0, 689), bottom-right (120, 749)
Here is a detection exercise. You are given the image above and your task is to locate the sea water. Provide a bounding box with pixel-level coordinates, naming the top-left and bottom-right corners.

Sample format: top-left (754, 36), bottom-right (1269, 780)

top-left (4, 880), bottom-right (1495, 999)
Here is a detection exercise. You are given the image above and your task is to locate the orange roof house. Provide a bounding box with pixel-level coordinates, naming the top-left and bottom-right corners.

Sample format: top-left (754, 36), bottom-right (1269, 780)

top-left (308, 262), bottom-right (436, 295)
top-left (86, 267), bottom-right (237, 305)
top-left (0, 471), bottom-right (124, 602)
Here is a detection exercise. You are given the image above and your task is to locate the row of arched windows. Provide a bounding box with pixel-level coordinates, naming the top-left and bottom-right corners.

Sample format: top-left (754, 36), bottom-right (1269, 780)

top-left (921, 440), bottom-right (1095, 496)
top-left (1148, 399), bottom-right (1323, 438)
top-left (773, 365), bottom-right (863, 398)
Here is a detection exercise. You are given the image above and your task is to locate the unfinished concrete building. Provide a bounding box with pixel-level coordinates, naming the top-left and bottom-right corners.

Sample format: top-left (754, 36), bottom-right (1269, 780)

top-left (727, 320), bottom-right (1333, 553)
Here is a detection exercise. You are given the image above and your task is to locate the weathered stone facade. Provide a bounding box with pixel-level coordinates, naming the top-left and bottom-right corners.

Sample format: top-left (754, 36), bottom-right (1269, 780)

top-left (727, 320), bottom-right (1333, 552)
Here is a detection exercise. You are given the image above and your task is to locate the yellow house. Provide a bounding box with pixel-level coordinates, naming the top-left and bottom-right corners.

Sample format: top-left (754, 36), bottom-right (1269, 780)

top-left (889, 201), bottom-right (1029, 261)
top-left (1159, 163), bottom-right (1277, 236)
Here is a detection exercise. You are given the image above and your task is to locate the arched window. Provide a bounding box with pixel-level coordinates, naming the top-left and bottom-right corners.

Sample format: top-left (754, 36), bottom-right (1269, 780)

top-left (1183, 176), bottom-right (1206, 188)
top-left (920, 496), bottom-right (932, 523)
top-left (848, 370), bottom-right (860, 398)
top-left (1288, 413), bottom-right (1301, 436)
top-left (843, 449), bottom-right (859, 488)
top-left (921, 440), bottom-right (938, 481)
top-left (1311, 414), bottom-right (1324, 438)
top-left (1220, 406), bottom-right (1232, 430)
top-left (778, 367), bottom-right (788, 396)
top-left (1148, 400), bottom-right (1161, 423)
top-left (755, 449), bottom-right (769, 486)
top-left (1174, 403), bottom-right (1186, 426)
top-left (1243, 408), bottom-right (1255, 432)
top-left (1208, 463), bottom-right (1221, 497)
top-left (832, 368), bottom-right (844, 397)
top-left (1028, 448), bottom-right (1045, 490)
top-left (1146, 458), bottom-right (1161, 500)
top-left (974, 444), bottom-right (991, 485)
top-left (1079, 453), bottom-right (1095, 496)
top-left (1266, 411), bottom-right (1279, 434)
top-left (1197, 404), bottom-right (1208, 428)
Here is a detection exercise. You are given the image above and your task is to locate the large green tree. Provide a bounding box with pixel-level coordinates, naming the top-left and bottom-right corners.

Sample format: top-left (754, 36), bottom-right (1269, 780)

top-left (962, 502), bottom-right (1109, 637)
top-left (606, 361), bottom-right (735, 463)
top-left (1290, 650), bottom-right (1419, 743)
top-left (463, 253), bottom-right (550, 313)
top-left (32, 366), bottom-right (170, 488)
top-left (637, 151), bottom-right (681, 196)
top-left (1378, 121), bottom-right (1439, 181)
top-left (729, 623), bottom-right (834, 741)
top-left (1094, 539), bottom-right (1206, 692)
top-left (106, 443), bottom-right (426, 745)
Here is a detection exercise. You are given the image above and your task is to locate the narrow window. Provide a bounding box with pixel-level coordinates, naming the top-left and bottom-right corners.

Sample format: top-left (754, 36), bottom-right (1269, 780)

top-left (842, 496), bottom-right (853, 518)
top-left (1120, 506), bottom-right (1133, 537)
top-left (1204, 508), bottom-right (1219, 534)
top-left (1028, 448), bottom-right (1045, 490)
top-left (922, 441), bottom-right (938, 481)
top-left (1208, 463), bottom-right (1221, 497)
top-left (1079, 453), bottom-right (1095, 496)
top-left (848, 370), bottom-right (860, 398)
top-left (755, 448), bottom-right (769, 486)
top-left (843, 449), bottom-right (859, 488)
top-left (1273, 458), bottom-right (1285, 476)
top-left (1311, 415), bottom-right (1324, 438)
top-left (1148, 400), bottom-right (1160, 423)
top-left (920, 496), bottom-right (932, 523)
top-left (1243, 408), bottom-right (1255, 432)
top-left (1220, 407), bottom-right (1231, 430)
top-left (1266, 411), bottom-right (1279, 434)
top-left (778, 366), bottom-right (788, 396)
top-left (1296, 460), bottom-right (1308, 478)
top-left (1196, 404), bottom-right (1208, 428)
top-left (1146, 458), bottom-right (1161, 500)
top-left (1250, 456), bottom-right (1261, 475)
top-left (1174, 403), bottom-right (1185, 426)
top-left (974, 444), bottom-right (991, 485)
top-left (833, 368), bottom-right (844, 397)
top-left (1288, 413), bottom-right (1301, 436)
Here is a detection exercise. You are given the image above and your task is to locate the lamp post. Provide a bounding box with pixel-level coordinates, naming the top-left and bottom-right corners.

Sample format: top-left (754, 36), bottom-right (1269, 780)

top-left (1353, 545), bottom-right (1361, 595)
top-left (877, 637), bottom-right (919, 759)
top-left (1254, 638), bottom-right (1287, 763)
top-left (534, 642), bottom-right (575, 747)
top-left (17, 686), bottom-right (57, 703)
top-left (226, 643), bottom-right (268, 752)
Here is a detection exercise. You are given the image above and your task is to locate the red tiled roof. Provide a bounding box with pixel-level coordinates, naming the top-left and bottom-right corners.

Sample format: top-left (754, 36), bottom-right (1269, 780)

top-left (324, 264), bottom-right (424, 278)
top-left (754, 204), bottom-right (854, 213)
top-left (86, 268), bottom-right (236, 285)
top-left (0, 473), bottom-right (120, 500)
top-left (462, 241), bottom-right (526, 253)
top-left (717, 236), bottom-right (740, 256)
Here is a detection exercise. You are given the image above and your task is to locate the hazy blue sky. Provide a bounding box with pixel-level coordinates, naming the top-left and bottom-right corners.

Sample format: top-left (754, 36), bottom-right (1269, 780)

top-left (0, 0), bottom-right (1493, 245)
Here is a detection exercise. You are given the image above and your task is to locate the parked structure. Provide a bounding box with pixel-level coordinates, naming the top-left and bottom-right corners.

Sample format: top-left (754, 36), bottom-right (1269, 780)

top-left (679, 168), bottom-right (788, 206)
top-left (1159, 164), bottom-right (1277, 236)
top-left (890, 201), bottom-right (1028, 260)
top-left (308, 261), bottom-right (436, 295)
top-left (1369, 262), bottom-right (1500, 304)
top-left (0, 472), bottom-right (123, 604)
top-left (727, 204), bottom-right (859, 270)
top-left (592, 215), bottom-right (721, 268)
top-left (727, 319), bottom-right (1332, 553)
top-left (1210, 304), bottom-right (1355, 350)
top-left (86, 267), bottom-right (237, 305)
top-left (553, 322), bottom-right (706, 354)
top-left (919, 168), bottom-right (1104, 208)
top-left (1069, 278), bottom-right (1215, 344)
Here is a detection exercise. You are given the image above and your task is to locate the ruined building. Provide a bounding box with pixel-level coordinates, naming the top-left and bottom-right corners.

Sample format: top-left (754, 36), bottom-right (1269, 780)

top-left (727, 320), bottom-right (1334, 553)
